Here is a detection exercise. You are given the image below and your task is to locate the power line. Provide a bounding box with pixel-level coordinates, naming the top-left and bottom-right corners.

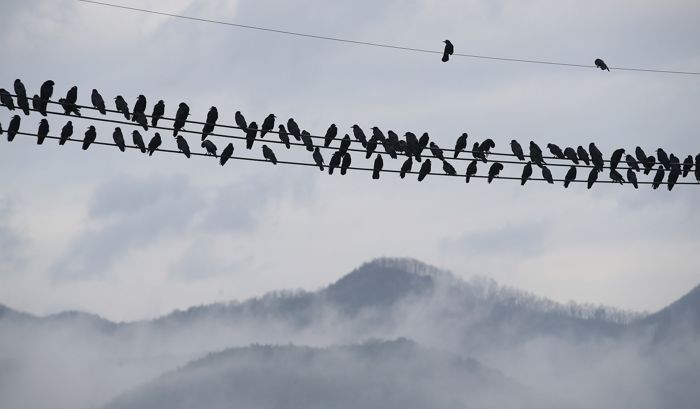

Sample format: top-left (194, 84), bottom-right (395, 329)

top-left (75, 0), bottom-right (700, 77)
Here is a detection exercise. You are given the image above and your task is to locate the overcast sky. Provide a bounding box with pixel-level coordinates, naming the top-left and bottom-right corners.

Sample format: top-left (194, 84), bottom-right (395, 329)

top-left (0, 0), bottom-right (699, 321)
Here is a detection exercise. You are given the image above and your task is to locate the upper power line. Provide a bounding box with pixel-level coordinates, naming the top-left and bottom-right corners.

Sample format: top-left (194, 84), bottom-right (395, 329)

top-left (76, 0), bottom-right (700, 77)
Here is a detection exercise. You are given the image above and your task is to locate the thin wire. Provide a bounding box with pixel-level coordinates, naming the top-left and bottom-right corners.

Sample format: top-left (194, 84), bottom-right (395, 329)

top-left (76, 0), bottom-right (700, 77)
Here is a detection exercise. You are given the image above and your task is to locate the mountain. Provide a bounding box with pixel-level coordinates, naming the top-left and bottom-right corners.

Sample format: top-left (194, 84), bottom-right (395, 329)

top-left (640, 283), bottom-right (700, 340)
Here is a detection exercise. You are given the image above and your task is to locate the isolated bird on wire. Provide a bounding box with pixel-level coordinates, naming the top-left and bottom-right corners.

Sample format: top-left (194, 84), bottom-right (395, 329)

top-left (652, 166), bottom-right (665, 190)
top-left (132, 95), bottom-right (147, 123)
top-left (37, 119), bottom-right (49, 145)
top-left (261, 114), bottom-right (276, 139)
top-left (151, 100), bottom-right (165, 127)
top-left (220, 143), bottom-right (234, 166)
top-left (682, 155), bottom-right (693, 178)
top-left (39, 80), bottom-right (54, 115)
top-left (610, 148), bottom-right (625, 171)
top-left (564, 147), bottom-right (579, 164)
top-left (235, 111), bottom-right (248, 131)
top-left (465, 159), bottom-right (478, 183)
top-left (328, 151), bottom-right (342, 175)
top-left (339, 134), bottom-right (351, 156)
top-left (577, 145), bottom-right (591, 165)
top-left (521, 162), bottom-right (533, 185)
top-left (245, 121), bottom-right (259, 149)
top-left (301, 130), bottom-right (314, 151)
top-left (173, 103), bottom-right (190, 137)
top-left (14, 79), bottom-right (30, 116)
top-left (324, 124), bottom-right (338, 148)
top-left (82, 126), bottom-right (97, 150)
top-left (609, 169), bottom-right (624, 185)
top-left (587, 167), bottom-right (598, 189)
top-left (488, 163), bottom-right (504, 183)
top-left (625, 154), bottom-right (639, 172)
top-left (0, 88), bottom-right (15, 111)
top-left (542, 166), bottom-right (554, 184)
top-left (594, 58), bottom-right (610, 71)
top-left (443, 159), bottom-right (457, 176)
top-left (529, 141), bottom-right (545, 167)
top-left (627, 169), bottom-right (638, 189)
top-left (262, 145), bottom-right (277, 165)
top-left (201, 139), bottom-right (217, 156)
top-left (202, 107), bottom-right (219, 141)
top-left (114, 95), bottom-right (130, 120)
top-left (7, 115), bottom-right (20, 142)
top-left (418, 159), bottom-right (432, 182)
top-left (148, 133), bottom-right (162, 156)
top-left (564, 166), bottom-right (576, 188)
top-left (340, 153), bottom-right (352, 175)
top-left (91, 89), bottom-right (106, 115)
top-left (442, 40), bottom-right (454, 62)
top-left (589, 143), bottom-right (604, 172)
top-left (176, 135), bottom-right (191, 158)
top-left (511, 140), bottom-right (525, 161)
top-left (287, 118), bottom-right (301, 141)
top-left (454, 133), bottom-right (468, 158)
top-left (278, 125), bottom-right (290, 149)
top-left (547, 143), bottom-right (565, 160)
top-left (372, 154), bottom-right (383, 180)
top-left (313, 147), bottom-right (324, 171)
top-left (400, 157), bottom-right (413, 179)
top-left (59, 121), bottom-right (73, 145)
top-left (352, 125), bottom-right (368, 147)
top-left (132, 130), bottom-right (146, 153)
top-left (112, 127), bottom-right (125, 152)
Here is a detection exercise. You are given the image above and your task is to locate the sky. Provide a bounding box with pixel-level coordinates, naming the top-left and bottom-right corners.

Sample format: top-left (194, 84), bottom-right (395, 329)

top-left (0, 0), bottom-right (699, 321)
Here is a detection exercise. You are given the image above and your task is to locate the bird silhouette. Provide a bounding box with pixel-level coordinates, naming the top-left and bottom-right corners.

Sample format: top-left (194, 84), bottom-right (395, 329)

top-left (262, 145), bottom-right (277, 165)
top-left (547, 143), bottom-right (565, 159)
top-left (656, 148), bottom-right (670, 169)
top-left (132, 130), bottom-right (146, 153)
top-left (627, 169), bottom-right (638, 189)
top-left (418, 133), bottom-right (430, 158)
top-left (328, 151), bottom-right (342, 175)
top-left (91, 89), bottom-right (106, 115)
top-left (418, 159), bottom-right (432, 182)
top-left (625, 154), bottom-right (640, 172)
top-left (652, 166), bottom-right (665, 189)
top-left (340, 153), bottom-right (352, 175)
top-left (385, 130), bottom-right (399, 159)
top-left (0, 89), bottom-right (15, 111)
top-left (114, 96), bottom-right (130, 120)
top-left (7, 115), bottom-right (20, 142)
top-left (480, 139), bottom-right (495, 157)
top-left (400, 157), bottom-right (413, 179)
top-left (405, 132), bottom-right (419, 160)
top-left (667, 167), bottom-right (680, 191)
top-left (14, 79), bottom-right (30, 116)
top-left (465, 160), bottom-right (478, 183)
top-left (339, 134), bottom-right (351, 156)
top-left (429, 142), bottom-right (445, 161)
top-left (372, 154), bottom-right (383, 179)
top-left (577, 145), bottom-right (591, 165)
top-left (695, 154), bottom-right (700, 182)
top-left (32, 95), bottom-right (42, 115)
top-left (133, 112), bottom-right (149, 131)
top-left (594, 58), bottom-right (610, 71)
top-left (510, 140), bottom-right (525, 161)
top-left (39, 80), bottom-right (54, 115)
top-left (587, 167), bottom-right (598, 189)
top-left (471, 142), bottom-right (486, 162)
top-left (245, 122), bottom-right (259, 149)
top-left (176, 135), bottom-right (191, 158)
top-left (682, 155), bottom-right (693, 178)
top-left (488, 163), bottom-right (504, 183)
top-left (112, 127), bottom-right (125, 152)
top-left (529, 141), bottom-right (545, 167)
top-left (564, 147), bottom-right (579, 164)
top-left (542, 166), bottom-right (554, 184)
top-left (220, 143), bottom-right (234, 166)
top-left (202, 107), bottom-right (219, 141)
top-left (82, 126), bottom-right (97, 150)
top-left (37, 119), bottom-right (49, 145)
top-left (66, 86), bottom-right (78, 112)
top-left (148, 133), bottom-right (162, 156)
top-left (443, 160), bottom-right (457, 176)
top-left (201, 139), bottom-right (217, 156)
top-left (589, 143), bottom-right (604, 172)
top-left (287, 118), bottom-right (301, 141)
top-left (59, 121), bottom-right (73, 145)
top-left (669, 154), bottom-right (681, 174)
top-left (312, 147), bottom-right (324, 171)
top-left (352, 125), bottom-right (368, 147)
top-left (564, 166), bottom-right (577, 188)
top-left (371, 127), bottom-right (386, 143)
top-left (133, 95), bottom-right (147, 122)
top-left (521, 162), bottom-right (533, 185)
top-left (235, 111), bottom-right (248, 131)
top-left (609, 169), bottom-right (624, 185)
top-left (173, 102), bottom-right (190, 137)
top-left (324, 124), bottom-right (338, 148)
top-left (454, 133), bottom-right (468, 158)
top-left (635, 147), bottom-right (647, 165)
top-left (58, 97), bottom-right (80, 116)
top-left (278, 125), bottom-right (291, 149)
top-left (442, 40), bottom-right (454, 62)
top-left (610, 148), bottom-right (625, 171)
top-left (261, 114), bottom-right (276, 139)
top-left (365, 137), bottom-right (378, 159)
top-left (643, 156), bottom-right (656, 175)
top-left (301, 130), bottom-right (314, 151)
top-left (151, 100), bottom-right (165, 127)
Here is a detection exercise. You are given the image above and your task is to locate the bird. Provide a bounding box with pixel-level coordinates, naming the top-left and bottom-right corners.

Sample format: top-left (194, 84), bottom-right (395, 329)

top-left (82, 126), bottom-right (97, 150)
top-left (417, 133), bottom-right (430, 158)
top-left (59, 121), bottom-right (73, 145)
top-left (301, 130), bottom-right (314, 151)
top-left (521, 162), bottom-right (533, 185)
top-left (547, 143), bottom-right (565, 159)
top-left (220, 143), bottom-right (234, 166)
top-left (312, 147), bottom-right (324, 171)
top-left (542, 166), bottom-right (554, 184)
top-left (235, 111), bottom-right (248, 131)
top-left (589, 143), bottom-right (604, 172)
top-left (324, 124), bottom-right (338, 148)
top-left (429, 142), bottom-right (445, 161)
top-left (278, 125), bottom-right (290, 149)
top-left (352, 125), bottom-right (368, 147)
top-left (669, 154), bottom-right (681, 174)
top-left (148, 133), bottom-right (162, 156)
top-left (564, 147), bottom-right (579, 164)
top-left (564, 166), bottom-right (577, 188)
top-left (201, 107), bottom-right (219, 141)
top-left (39, 80), bottom-right (54, 115)
top-left (418, 159), bottom-right (432, 182)
top-left (488, 163), bottom-right (504, 183)
top-left (594, 58), bottom-right (610, 71)
top-left (577, 145), bottom-right (591, 165)
top-left (465, 160), bottom-right (478, 183)
top-left (682, 155), bottom-right (694, 178)
top-left (0, 88), bottom-right (16, 111)
top-left (400, 157), bottom-right (413, 179)
top-left (91, 89), bottom-right (106, 115)
top-left (114, 95), bottom-right (130, 120)
top-left (260, 114), bottom-right (275, 139)
top-left (479, 139), bottom-right (495, 157)
top-left (338, 134), bottom-right (351, 156)
top-left (635, 147), bottom-right (647, 165)
top-left (262, 145), bottom-right (277, 165)
top-left (510, 140), bottom-right (525, 161)
top-left (132, 95), bottom-right (147, 122)
top-left (365, 137), bottom-right (378, 159)
top-left (385, 130), bottom-right (399, 159)
top-left (287, 118), bottom-right (301, 141)
top-left (37, 119), bottom-right (49, 145)
top-left (133, 112), bottom-right (149, 131)
top-left (587, 167), bottom-right (598, 189)
top-left (176, 135), bottom-right (191, 158)
top-left (371, 127), bottom-right (386, 144)
top-left (151, 100), bottom-right (165, 127)
top-left (695, 154), bottom-right (700, 182)
top-left (132, 130), bottom-right (146, 153)
top-left (443, 160), bottom-right (457, 176)
top-left (340, 153), bottom-right (352, 175)
top-left (529, 141), bottom-right (545, 167)
top-left (112, 127), bottom-right (125, 152)
top-left (328, 151), bottom-right (342, 175)
top-left (372, 154), bottom-right (383, 179)
top-left (245, 122), bottom-right (259, 149)
top-left (442, 40), bottom-right (454, 62)
top-left (625, 154), bottom-right (640, 172)
top-left (643, 156), bottom-right (656, 175)
top-left (14, 79), bottom-right (30, 116)
top-left (32, 95), bottom-right (42, 115)
top-left (173, 102), bottom-right (190, 137)
top-left (667, 167), bottom-right (680, 191)
top-left (66, 86), bottom-right (78, 106)
top-left (471, 142), bottom-right (485, 162)
top-left (656, 148), bottom-right (670, 169)
top-left (454, 133), bottom-right (468, 158)
top-left (405, 132), bottom-right (419, 160)
top-left (609, 169), bottom-right (624, 185)
top-left (652, 166), bottom-right (665, 189)
top-left (58, 97), bottom-right (80, 116)
top-left (627, 169), bottom-right (638, 189)
top-left (610, 148), bottom-right (625, 171)
top-left (7, 115), bottom-right (20, 142)
top-left (201, 139), bottom-right (218, 156)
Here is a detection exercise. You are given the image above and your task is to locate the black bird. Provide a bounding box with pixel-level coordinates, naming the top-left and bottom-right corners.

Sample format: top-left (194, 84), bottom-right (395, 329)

top-left (465, 160), bottom-right (478, 183)
top-left (287, 118), bottom-right (301, 141)
top-left (91, 89), bottom-right (106, 115)
top-left (625, 154), bottom-right (639, 172)
top-left (529, 141), bottom-right (545, 167)
top-left (589, 143), bottom-right (604, 172)
top-left (340, 153), bottom-right (352, 175)
top-left (454, 133), bottom-right (468, 158)
top-left (547, 143), bottom-right (565, 160)
top-left (594, 58), bottom-right (610, 71)
top-left (220, 143), bottom-right (234, 166)
top-left (59, 121), bottom-right (73, 145)
top-left (609, 169), bottom-right (624, 185)
top-left (7, 115), bottom-right (20, 142)
top-left (32, 95), bottom-right (42, 115)
top-left (82, 126), bottom-right (97, 150)
top-left (328, 151), bottom-right (342, 175)
top-left (112, 127), bottom-right (125, 152)
top-left (235, 111), bottom-right (248, 131)
top-left (312, 147), bottom-right (324, 171)
top-left (682, 155), bottom-right (693, 178)
top-left (114, 95), bottom-right (130, 120)
top-left (371, 127), bottom-right (386, 144)
top-left (37, 119), bottom-right (49, 145)
top-left (352, 125), bottom-right (368, 147)
top-left (418, 159), bottom-right (432, 182)
top-left (324, 124), bottom-right (338, 148)
top-left (479, 138), bottom-right (495, 157)
top-left (511, 140), bottom-right (525, 161)
top-left (471, 142), bottom-right (486, 162)
top-left (564, 147), bottom-right (579, 164)
top-left (400, 157), bottom-right (413, 179)
top-left (418, 132), bottom-right (430, 156)
top-left (338, 134), bottom-right (351, 156)
top-left (151, 100), bottom-right (165, 127)
top-left (58, 98), bottom-right (80, 116)
top-left (0, 89), bottom-right (16, 111)
top-left (261, 114), bottom-right (275, 139)
top-left (695, 154), bottom-right (700, 182)
top-left (132, 130), bottom-right (146, 153)
top-left (577, 145), bottom-right (591, 165)
top-left (667, 167), bottom-right (680, 191)
top-left (202, 107), bottom-right (219, 141)
top-left (176, 135), bottom-right (191, 158)
top-left (587, 167), bottom-right (598, 189)
top-left (652, 166), bottom-right (665, 190)
top-left (397, 139), bottom-right (407, 155)
top-left (278, 125), bottom-right (290, 149)
top-left (245, 121), bottom-right (259, 149)
top-left (14, 79), bottom-right (30, 116)
top-left (66, 86), bottom-right (77, 105)
top-left (443, 160), bottom-right (457, 176)
top-left (657, 148), bottom-right (670, 169)
top-left (173, 102), bottom-right (190, 137)
top-left (442, 40), bottom-right (454, 62)
top-left (132, 95), bottom-right (147, 121)
top-left (148, 133), bottom-right (162, 156)
top-left (627, 169), bottom-right (638, 189)
top-left (542, 166), bottom-right (554, 184)
top-left (39, 80), bottom-right (54, 114)
top-left (669, 154), bottom-right (681, 174)
top-left (372, 154), bottom-right (383, 179)
top-left (262, 145), bottom-right (277, 165)
top-left (365, 137), bottom-right (378, 159)
top-left (133, 112), bottom-right (149, 131)
top-left (429, 142), bottom-right (445, 161)
top-left (521, 162), bottom-right (533, 185)
top-left (643, 156), bottom-right (656, 175)
top-left (564, 166), bottom-right (576, 188)
top-left (385, 130), bottom-right (399, 159)
top-left (610, 148), bottom-right (625, 171)
top-left (201, 139), bottom-right (217, 156)
top-left (301, 130), bottom-right (314, 151)
top-left (405, 132), bottom-right (419, 160)
top-left (488, 163), bottom-right (504, 183)
top-left (635, 147), bottom-right (647, 165)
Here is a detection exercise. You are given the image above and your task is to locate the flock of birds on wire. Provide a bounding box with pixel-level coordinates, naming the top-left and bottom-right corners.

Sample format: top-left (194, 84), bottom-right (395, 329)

top-left (1, 78), bottom-right (699, 190)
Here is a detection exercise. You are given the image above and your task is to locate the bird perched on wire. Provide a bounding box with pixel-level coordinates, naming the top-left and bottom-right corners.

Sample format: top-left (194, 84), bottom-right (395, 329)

top-left (488, 163), bottom-right (503, 183)
top-left (112, 127), bottom-right (125, 152)
top-left (245, 122), bottom-right (259, 149)
top-left (656, 148), bottom-right (670, 169)
top-left (60, 121), bottom-right (73, 145)
top-left (173, 103), bottom-right (190, 137)
top-left (589, 143), bottom-right (604, 172)
top-left (405, 132), bottom-right (419, 160)
top-left (260, 114), bottom-right (275, 139)
top-left (635, 147), bottom-right (648, 165)
top-left (278, 125), bottom-right (290, 149)
top-left (220, 143), bottom-right (234, 166)
top-left (39, 80), bottom-right (54, 116)
top-left (13, 79), bottom-right (30, 116)
top-left (627, 169), bottom-right (638, 189)
top-left (443, 160), bottom-right (457, 176)
top-left (610, 148), bottom-right (625, 171)
top-left (454, 133), bottom-right (468, 158)
top-left (176, 135), bottom-right (191, 158)
top-left (372, 154), bottom-right (383, 179)
top-left (521, 162), bottom-right (532, 185)
top-left (352, 125), bottom-right (368, 147)
top-left (262, 145), bottom-right (277, 165)
top-left (148, 133), bottom-right (162, 156)
top-left (151, 100), bottom-right (165, 127)
top-left (202, 107), bottom-right (219, 141)
top-left (429, 142), bottom-right (445, 162)
top-left (340, 153), bottom-right (352, 175)
top-left (32, 95), bottom-right (42, 115)
top-left (529, 141), bottom-right (545, 167)
top-left (564, 147), bottom-right (579, 164)
top-left (37, 119), bottom-right (49, 145)
top-left (328, 151), bottom-right (342, 175)
top-left (301, 130), bottom-right (314, 151)
top-left (595, 58), bottom-right (610, 71)
top-left (324, 124), bottom-right (338, 148)
top-left (625, 154), bottom-right (639, 172)
top-left (114, 95), bottom-right (130, 120)
top-left (564, 166), bottom-right (577, 188)
top-left (652, 166), bottom-right (665, 189)
top-left (365, 136), bottom-right (378, 159)
top-left (132, 130), bottom-right (146, 153)
top-left (201, 139), bottom-right (217, 156)
top-left (511, 140), bottom-right (525, 161)
top-left (667, 166), bottom-right (680, 191)
top-left (400, 157), bottom-right (413, 179)
top-left (465, 160), bottom-right (478, 183)
top-left (338, 134), bottom-right (351, 156)
top-left (442, 40), bottom-right (454, 62)
top-left (132, 95), bottom-right (147, 122)
top-left (418, 159), bottom-right (431, 182)
top-left (82, 126), bottom-right (97, 150)
top-left (0, 88), bottom-right (15, 111)
top-left (542, 166), bottom-right (554, 184)
top-left (682, 155), bottom-right (693, 178)
top-left (287, 118), bottom-right (301, 141)
top-left (312, 147), bottom-right (324, 171)
top-left (577, 145), bottom-right (591, 165)
top-left (7, 115), bottom-right (20, 142)
top-left (235, 111), bottom-right (248, 131)
top-left (385, 130), bottom-right (399, 159)
top-left (643, 156), bottom-right (656, 175)
top-left (609, 169), bottom-right (624, 185)
top-left (587, 167), bottom-right (598, 189)
top-left (479, 139), bottom-right (495, 158)
top-left (695, 154), bottom-right (700, 182)
top-left (91, 89), bottom-right (106, 115)
top-left (547, 143), bottom-right (565, 160)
